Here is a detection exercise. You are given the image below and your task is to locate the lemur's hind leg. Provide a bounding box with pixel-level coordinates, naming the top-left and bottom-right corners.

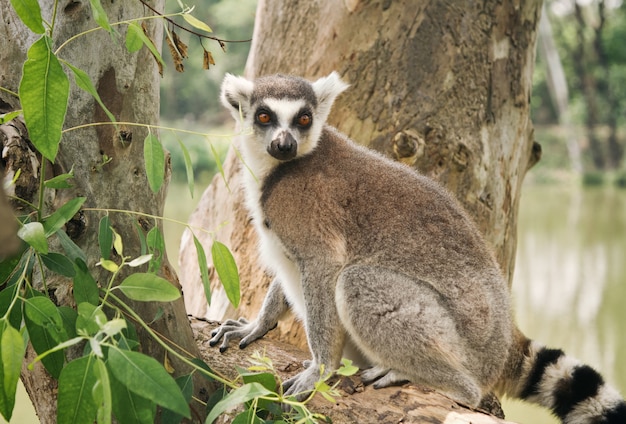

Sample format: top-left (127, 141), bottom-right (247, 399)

top-left (335, 265), bottom-right (482, 406)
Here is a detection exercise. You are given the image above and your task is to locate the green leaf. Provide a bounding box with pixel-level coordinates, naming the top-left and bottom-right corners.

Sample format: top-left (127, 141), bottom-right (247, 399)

top-left (192, 235), bottom-right (211, 305)
top-left (43, 197), bottom-right (86, 237)
top-left (17, 222), bottom-right (48, 254)
top-left (41, 252), bottom-right (76, 277)
top-left (65, 63), bottom-right (116, 123)
top-left (127, 254), bottom-right (153, 268)
top-left (19, 36), bottom-right (69, 162)
top-left (98, 216), bottom-right (113, 260)
top-left (0, 286), bottom-right (23, 330)
top-left (240, 372), bottom-right (277, 392)
top-left (0, 110), bottom-right (22, 125)
top-left (182, 13), bottom-right (212, 33)
top-left (337, 358), bottom-right (359, 376)
top-left (146, 227), bottom-right (164, 273)
top-left (57, 356), bottom-right (98, 424)
top-left (57, 230), bottom-right (87, 264)
top-left (73, 259), bottom-right (100, 306)
top-left (144, 133), bottom-right (164, 194)
top-left (211, 241), bottom-right (240, 308)
top-left (107, 348), bottom-right (189, 418)
top-left (125, 22), bottom-right (165, 69)
top-left (125, 23), bottom-right (144, 52)
top-left (24, 296), bottom-right (67, 378)
top-left (97, 259), bottom-right (119, 273)
top-left (44, 169), bottom-right (74, 189)
top-left (177, 139), bottom-right (194, 197)
top-left (110, 373), bottom-right (155, 424)
top-left (209, 142), bottom-right (229, 191)
top-left (0, 323), bottom-right (26, 421)
top-left (117, 273), bottom-right (180, 302)
top-left (76, 303), bottom-right (107, 336)
top-left (205, 383), bottom-right (273, 424)
top-left (161, 374), bottom-right (194, 424)
top-left (88, 0), bottom-right (113, 33)
top-left (9, 0), bottom-right (45, 34)
top-left (112, 229), bottom-right (123, 257)
top-left (93, 358), bottom-right (112, 424)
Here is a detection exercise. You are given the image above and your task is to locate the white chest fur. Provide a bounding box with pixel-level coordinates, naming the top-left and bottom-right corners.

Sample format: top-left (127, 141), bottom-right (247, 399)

top-left (241, 168), bottom-right (307, 323)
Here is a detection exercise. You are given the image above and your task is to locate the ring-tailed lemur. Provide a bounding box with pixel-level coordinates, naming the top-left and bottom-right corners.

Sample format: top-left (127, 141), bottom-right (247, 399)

top-left (209, 72), bottom-right (626, 423)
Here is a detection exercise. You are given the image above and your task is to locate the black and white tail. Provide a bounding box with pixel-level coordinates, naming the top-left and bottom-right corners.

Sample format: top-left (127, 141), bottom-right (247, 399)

top-left (502, 337), bottom-right (626, 424)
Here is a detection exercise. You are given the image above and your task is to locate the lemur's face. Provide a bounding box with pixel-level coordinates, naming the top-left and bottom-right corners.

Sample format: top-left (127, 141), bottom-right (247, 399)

top-left (250, 97), bottom-right (315, 161)
top-left (220, 73), bottom-right (349, 163)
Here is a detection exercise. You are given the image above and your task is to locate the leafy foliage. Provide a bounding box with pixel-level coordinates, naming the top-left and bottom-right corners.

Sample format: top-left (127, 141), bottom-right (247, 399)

top-left (1, 1), bottom-right (355, 423)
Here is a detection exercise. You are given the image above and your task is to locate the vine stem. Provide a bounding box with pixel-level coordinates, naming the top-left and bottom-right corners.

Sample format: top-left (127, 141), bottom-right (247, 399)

top-left (103, 291), bottom-right (237, 389)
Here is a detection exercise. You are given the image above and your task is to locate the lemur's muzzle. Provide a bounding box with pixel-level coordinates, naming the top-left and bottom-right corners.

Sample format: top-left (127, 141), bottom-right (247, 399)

top-left (268, 131), bottom-right (297, 161)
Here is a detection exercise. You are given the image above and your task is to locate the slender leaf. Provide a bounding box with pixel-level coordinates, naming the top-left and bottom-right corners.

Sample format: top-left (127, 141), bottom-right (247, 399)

top-left (205, 383), bottom-right (273, 424)
top-left (9, 0), bottom-right (45, 34)
top-left (182, 13), bottom-right (212, 33)
top-left (44, 170), bottom-right (74, 189)
top-left (93, 358), bottom-right (112, 424)
top-left (192, 235), bottom-right (211, 305)
top-left (211, 241), bottom-right (240, 308)
top-left (0, 286), bottom-right (23, 330)
top-left (144, 133), bottom-right (164, 193)
top-left (146, 227), bottom-right (164, 273)
top-left (117, 273), bottom-right (180, 302)
top-left (73, 259), bottom-right (100, 305)
top-left (0, 110), bottom-right (23, 125)
top-left (41, 252), bottom-right (75, 277)
top-left (209, 142), bottom-right (229, 191)
top-left (112, 230), bottom-right (123, 257)
top-left (19, 36), bottom-right (69, 162)
top-left (0, 324), bottom-right (26, 421)
top-left (65, 63), bottom-right (115, 123)
top-left (177, 139), bottom-right (194, 197)
top-left (88, 0), bottom-right (113, 33)
top-left (125, 22), bottom-right (165, 68)
top-left (57, 230), bottom-right (87, 263)
top-left (110, 373), bottom-right (155, 424)
top-left (127, 254), bottom-right (153, 268)
top-left (125, 22), bottom-right (144, 52)
top-left (107, 349), bottom-right (189, 418)
top-left (57, 356), bottom-right (98, 424)
top-left (17, 222), bottom-right (48, 254)
top-left (98, 216), bottom-right (113, 260)
top-left (161, 374), bottom-right (194, 424)
top-left (43, 197), bottom-right (86, 237)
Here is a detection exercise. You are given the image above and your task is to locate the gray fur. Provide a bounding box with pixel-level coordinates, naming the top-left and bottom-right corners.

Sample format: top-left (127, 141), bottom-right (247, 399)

top-left (210, 73), bottom-right (626, 423)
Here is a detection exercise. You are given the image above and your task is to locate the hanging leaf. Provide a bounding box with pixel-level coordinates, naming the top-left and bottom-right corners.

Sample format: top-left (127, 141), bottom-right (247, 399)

top-left (125, 22), bottom-right (144, 52)
top-left (0, 110), bottom-right (22, 125)
top-left (160, 374), bottom-right (194, 424)
top-left (110, 373), bottom-right (155, 424)
top-left (182, 13), bottom-right (212, 33)
top-left (44, 170), bottom-right (74, 189)
top-left (17, 222), bottom-right (48, 254)
top-left (165, 32), bottom-right (184, 73)
top-left (107, 349), bottom-right (189, 418)
top-left (192, 235), bottom-right (211, 305)
top-left (146, 227), bottom-right (164, 273)
top-left (118, 273), bottom-right (180, 302)
top-left (98, 216), bottom-right (113, 260)
top-left (88, 0), bottom-right (113, 34)
top-left (172, 31), bottom-right (188, 58)
top-left (57, 356), bottom-right (98, 424)
top-left (19, 35), bottom-right (69, 162)
top-left (211, 241), bottom-right (240, 308)
top-left (143, 133), bottom-right (164, 194)
top-left (57, 229), bottom-right (87, 264)
top-left (9, 0), bottom-right (45, 34)
top-left (41, 252), bottom-right (76, 277)
top-left (93, 358), bottom-right (112, 424)
top-left (73, 259), bottom-right (100, 306)
top-left (42, 197), bottom-right (86, 237)
top-left (202, 49), bottom-right (215, 70)
top-left (177, 140), bottom-right (194, 197)
top-left (0, 324), bottom-right (26, 421)
top-left (65, 63), bottom-right (116, 123)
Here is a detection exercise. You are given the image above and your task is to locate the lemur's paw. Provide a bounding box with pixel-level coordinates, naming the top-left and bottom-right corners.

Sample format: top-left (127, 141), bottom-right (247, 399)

top-left (209, 318), bottom-right (273, 352)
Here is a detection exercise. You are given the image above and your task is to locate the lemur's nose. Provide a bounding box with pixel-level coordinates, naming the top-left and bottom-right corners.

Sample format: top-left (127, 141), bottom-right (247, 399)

top-left (268, 131), bottom-right (297, 160)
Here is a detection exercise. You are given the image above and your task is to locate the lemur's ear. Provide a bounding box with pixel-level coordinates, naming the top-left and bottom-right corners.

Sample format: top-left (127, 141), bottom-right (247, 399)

top-left (311, 72), bottom-right (349, 119)
top-left (220, 74), bottom-right (254, 119)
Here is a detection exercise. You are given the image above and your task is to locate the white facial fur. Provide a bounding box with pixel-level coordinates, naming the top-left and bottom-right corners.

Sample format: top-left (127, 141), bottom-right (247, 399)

top-left (220, 72), bottom-right (349, 178)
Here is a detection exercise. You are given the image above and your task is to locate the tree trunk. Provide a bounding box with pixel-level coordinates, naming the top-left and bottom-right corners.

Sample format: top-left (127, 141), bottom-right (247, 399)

top-left (181, 0), bottom-right (542, 349)
top-left (0, 1), bottom-right (213, 421)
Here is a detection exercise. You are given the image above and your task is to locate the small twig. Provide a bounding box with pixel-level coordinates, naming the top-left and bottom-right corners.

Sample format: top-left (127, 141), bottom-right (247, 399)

top-left (138, 0), bottom-right (252, 44)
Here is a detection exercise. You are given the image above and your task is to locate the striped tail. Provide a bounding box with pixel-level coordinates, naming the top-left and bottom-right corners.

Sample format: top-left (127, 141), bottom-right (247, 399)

top-left (501, 337), bottom-right (626, 424)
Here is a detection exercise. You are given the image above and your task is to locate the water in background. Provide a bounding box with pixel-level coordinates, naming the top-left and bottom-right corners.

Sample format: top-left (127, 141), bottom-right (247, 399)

top-left (503, 184), bottom-right (626, 423)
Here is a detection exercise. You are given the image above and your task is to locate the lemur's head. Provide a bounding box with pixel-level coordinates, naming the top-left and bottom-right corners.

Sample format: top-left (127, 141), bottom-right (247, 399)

top-left (220, 73), bottom-right (349, 161)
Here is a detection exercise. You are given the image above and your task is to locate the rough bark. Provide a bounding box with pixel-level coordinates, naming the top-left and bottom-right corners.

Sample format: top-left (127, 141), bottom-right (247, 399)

top-left (1, 1), bottom-right (213, 421)
top-left (181, 0), bottom-right (542, 349)
top-left (193, 319), bottom-right (515, 424)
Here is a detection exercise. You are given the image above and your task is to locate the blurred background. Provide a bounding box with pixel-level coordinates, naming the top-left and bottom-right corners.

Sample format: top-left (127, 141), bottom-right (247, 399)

top-left (6, 0), bottom-right (626, 422)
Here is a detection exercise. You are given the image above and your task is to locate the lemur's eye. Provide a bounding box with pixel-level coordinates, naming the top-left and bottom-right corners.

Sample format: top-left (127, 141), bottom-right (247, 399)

top-left (256, 112), bottom-right (271, 125)
top-left (297, 113), bottom-right (312, 127)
